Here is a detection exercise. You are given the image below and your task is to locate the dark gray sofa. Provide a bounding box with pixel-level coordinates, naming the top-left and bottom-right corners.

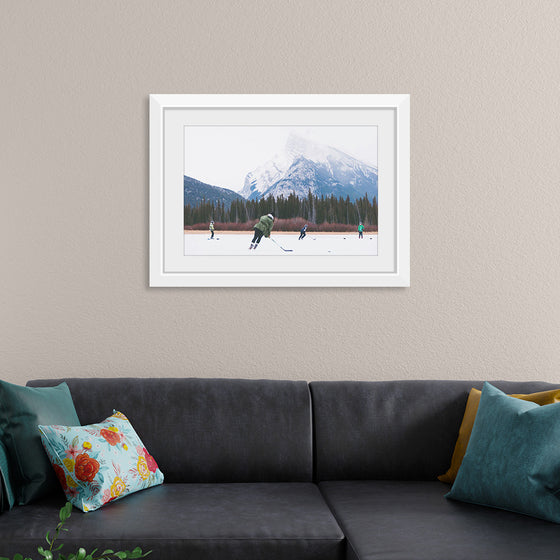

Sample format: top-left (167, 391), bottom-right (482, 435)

top-left (1, 378), bottom-right (560, 560)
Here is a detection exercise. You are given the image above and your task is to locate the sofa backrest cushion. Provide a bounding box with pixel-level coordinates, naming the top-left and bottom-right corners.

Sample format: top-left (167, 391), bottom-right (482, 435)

top-left (309, 380), bottom-right (560, 481)
top-left (27, 378), bottom-right (313, 483)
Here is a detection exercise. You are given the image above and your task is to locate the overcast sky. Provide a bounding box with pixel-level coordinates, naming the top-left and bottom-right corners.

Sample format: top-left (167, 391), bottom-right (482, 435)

top-left (184, 126), bottom-right (378, 192)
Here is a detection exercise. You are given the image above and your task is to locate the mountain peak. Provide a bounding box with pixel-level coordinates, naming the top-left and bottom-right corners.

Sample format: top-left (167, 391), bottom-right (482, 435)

top-left (240, 133), bottom-right (378, 202)
top-left (285, 133), bottom-right (339, 164)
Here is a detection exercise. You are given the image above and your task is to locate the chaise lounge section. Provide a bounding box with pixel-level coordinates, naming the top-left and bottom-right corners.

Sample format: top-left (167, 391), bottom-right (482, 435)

top-left (310, 380), bottom-right (560, 560)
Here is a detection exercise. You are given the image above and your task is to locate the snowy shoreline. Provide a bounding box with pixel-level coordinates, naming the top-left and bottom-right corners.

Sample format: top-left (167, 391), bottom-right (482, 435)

top-left (184, 232), bottom-right (378, 256)
top-left (185, 230), bottom-right (378, 235)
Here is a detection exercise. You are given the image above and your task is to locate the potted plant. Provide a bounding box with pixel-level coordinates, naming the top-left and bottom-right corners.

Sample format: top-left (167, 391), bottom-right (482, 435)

top-left (1, 502), bottom-right (151, 560)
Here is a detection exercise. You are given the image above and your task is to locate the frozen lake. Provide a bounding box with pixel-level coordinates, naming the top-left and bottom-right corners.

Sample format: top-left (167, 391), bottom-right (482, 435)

top-left (184, 232), bottom-right (378, 256)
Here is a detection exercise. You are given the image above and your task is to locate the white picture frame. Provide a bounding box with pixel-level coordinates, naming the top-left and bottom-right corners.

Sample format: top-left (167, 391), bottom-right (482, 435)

top-left (149, 94), bottom-right (409, 287)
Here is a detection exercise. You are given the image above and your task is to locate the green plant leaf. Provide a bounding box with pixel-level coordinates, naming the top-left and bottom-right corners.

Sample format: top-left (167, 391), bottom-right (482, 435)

top-left (64, 502), bottom-right (73, 518)
top-left (59, 503), bottom-right (72, 522)
top-left (14, 554), bottom-right (23, 560)
top-left (100, 552), bottom-right (114, 557)
top-left (114, 552), bottom-right (127, 560)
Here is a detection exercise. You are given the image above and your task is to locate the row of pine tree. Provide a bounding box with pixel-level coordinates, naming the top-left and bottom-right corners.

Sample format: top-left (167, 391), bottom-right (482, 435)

top-left (184, 191), bottom-right (378, 227)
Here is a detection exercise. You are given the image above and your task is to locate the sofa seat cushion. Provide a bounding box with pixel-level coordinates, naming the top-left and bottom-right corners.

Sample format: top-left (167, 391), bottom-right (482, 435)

top-left (319, 481), bottom-right (560, 560)
top-left (0, 483), bottom-right (344, 560)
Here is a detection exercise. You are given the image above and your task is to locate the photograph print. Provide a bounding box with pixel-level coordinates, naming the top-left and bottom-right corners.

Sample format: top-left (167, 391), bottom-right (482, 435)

top-left (183, 125), bottom-right (378, 256)
top-left (150, 94), bottom-right (409, 287)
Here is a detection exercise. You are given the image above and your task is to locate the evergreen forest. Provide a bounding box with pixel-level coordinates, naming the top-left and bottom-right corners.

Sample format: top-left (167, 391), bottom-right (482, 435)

top-left (184, 191), bottom-right (378, 231)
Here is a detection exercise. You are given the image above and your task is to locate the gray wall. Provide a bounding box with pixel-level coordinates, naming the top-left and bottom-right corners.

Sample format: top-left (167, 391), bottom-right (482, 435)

top-left (3, 1), bottom-right (560, 384)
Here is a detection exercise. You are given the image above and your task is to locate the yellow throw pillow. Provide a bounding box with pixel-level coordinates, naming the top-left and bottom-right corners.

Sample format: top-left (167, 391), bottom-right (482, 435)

top-left (438, 387), bottom-right (560, 484)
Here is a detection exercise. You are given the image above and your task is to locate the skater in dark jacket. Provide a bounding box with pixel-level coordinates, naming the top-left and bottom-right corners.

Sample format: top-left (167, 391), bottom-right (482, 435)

top-left (250, 213), bottom-right (274, 250)
top-left (299, 224), bottom-right (308, 240)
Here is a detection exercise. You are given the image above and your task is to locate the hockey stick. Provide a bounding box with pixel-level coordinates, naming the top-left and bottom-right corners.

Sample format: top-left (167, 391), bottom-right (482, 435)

top-left (270, 237), bottom-right (293, 252)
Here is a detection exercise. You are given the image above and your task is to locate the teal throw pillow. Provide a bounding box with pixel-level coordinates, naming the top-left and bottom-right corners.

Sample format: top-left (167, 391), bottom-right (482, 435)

top-left (0, 380), bottom-right (80, 504)
top-left (0, 439), bottom-right (15, 511)
top-left (446, 382), bottom-right (560, 523)
top-left (39, 411), bottom-right (164, 512)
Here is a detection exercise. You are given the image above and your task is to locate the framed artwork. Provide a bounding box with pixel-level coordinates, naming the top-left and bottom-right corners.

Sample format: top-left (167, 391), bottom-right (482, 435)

top-left (149, 94), bottom-right (409, 287)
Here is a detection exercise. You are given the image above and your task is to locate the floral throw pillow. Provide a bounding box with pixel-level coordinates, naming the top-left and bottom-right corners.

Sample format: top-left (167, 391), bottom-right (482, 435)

top-left (38, 411), bottom-right (164, 512)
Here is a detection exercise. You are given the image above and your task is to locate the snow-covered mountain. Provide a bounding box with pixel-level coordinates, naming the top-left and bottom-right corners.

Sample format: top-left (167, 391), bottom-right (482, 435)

top-left (240, 133), bottom-right (378, 202)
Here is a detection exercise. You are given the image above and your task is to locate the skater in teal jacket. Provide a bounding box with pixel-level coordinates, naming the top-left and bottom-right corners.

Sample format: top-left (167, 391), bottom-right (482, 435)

top-left (250, 213), bottom-right (274, 250)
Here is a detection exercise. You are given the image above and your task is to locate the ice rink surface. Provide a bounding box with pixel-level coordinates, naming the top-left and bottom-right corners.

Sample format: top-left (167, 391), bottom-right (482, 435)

top-left (184, 233), bottom-right (378, 256)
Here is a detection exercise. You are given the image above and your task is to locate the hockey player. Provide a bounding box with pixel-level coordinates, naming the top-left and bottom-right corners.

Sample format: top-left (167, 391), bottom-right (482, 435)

top-left (250, 213), bottom-right (274, 250)
top-left (209, 220), bottom-right (215, 239)
top-left (299, 224), bottom-right (308, 240)
top-left (358, 222), bottom-right (364, 239)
